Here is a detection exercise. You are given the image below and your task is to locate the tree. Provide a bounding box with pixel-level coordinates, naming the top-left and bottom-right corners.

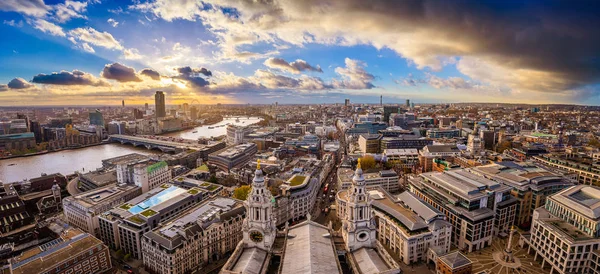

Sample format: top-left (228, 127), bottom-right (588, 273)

top-left (233, 185), bottom-right (252, 200)
top-left (496, 140), bottom-right (513, 153)
top-left (115, 249), bottom-right (124, 259)
top-left (207, 175), bottom-right (218, 184)
top-left (124, 253), bottom-right (131, 262)
top-left (359, 155), bottom-right (376, 170)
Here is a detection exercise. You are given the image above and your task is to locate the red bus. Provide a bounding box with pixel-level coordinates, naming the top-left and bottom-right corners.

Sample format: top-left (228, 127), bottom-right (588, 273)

top-left (323, 184), bottom-right (329, 194)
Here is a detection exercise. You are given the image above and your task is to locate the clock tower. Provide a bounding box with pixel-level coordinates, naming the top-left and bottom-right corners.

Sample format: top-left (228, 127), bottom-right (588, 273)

top-left (242, 160), bottom-right (277, 251)
top-left (342, 159), bottom-right (377, 251)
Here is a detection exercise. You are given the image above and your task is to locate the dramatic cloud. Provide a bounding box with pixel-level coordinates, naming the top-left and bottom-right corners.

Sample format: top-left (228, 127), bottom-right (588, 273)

top-left (132, 0), bottom-right (600, 94)
top-left (333, 58), bottom-right (375, 89)
top-left (32, 70), bottom-right (108, 86)
top-left (68, 27), bottom-right (123, 50)
top-left (264, 58), bottom-right (323, 74)
top-left (175, 67), bottom-right (212, 77)
top-left (0, 0), bottom-right (48, 17)
top-left (101, 63), bottom-right (142, 82)
top-left (140, 68), bottom-right (161, 80)
top-left (53, 0), bottom-right (88, 23)
top-left (31, 19), bottom-right (65, 37)
top-left (107, 18), bottom-right (119, 27)
top-left (427, 75), bottom-right (473, 90)
top-left (7, 78), bottom-right (34, 89)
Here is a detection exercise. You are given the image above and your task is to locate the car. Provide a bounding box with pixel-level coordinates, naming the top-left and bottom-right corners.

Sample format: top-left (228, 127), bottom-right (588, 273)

top-left (123, 265), bottom-right (132, 270)
top-left (127, 270), bottom-right (133, 274)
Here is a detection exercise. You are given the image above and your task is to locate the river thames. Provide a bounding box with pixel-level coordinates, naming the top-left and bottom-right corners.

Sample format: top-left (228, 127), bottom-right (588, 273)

top-left (0, 117), bottom-right (262, 183)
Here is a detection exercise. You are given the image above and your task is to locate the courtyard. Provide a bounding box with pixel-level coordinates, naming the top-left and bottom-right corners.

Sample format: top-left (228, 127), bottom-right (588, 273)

top-left (466, 235), bottom-right (549, 274)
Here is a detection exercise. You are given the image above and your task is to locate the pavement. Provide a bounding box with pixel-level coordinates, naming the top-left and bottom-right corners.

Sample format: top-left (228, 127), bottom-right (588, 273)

top-left (466, 235), bottom-right (549, 274)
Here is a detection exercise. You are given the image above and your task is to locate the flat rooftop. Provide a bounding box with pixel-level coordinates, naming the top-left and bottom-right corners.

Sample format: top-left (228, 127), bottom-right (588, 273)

top-left (552, 185), bottom-right (600, 220)
top-left (11, 228), bottom-right (103, 274)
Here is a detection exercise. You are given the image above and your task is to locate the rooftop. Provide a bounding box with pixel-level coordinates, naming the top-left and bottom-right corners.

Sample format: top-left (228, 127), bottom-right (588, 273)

top-left (551, 185), bottom-right (600, 220)
top-left (280, 221), bottom-right (339, 274)
top-left (439, 251), bottom-right (472, 269)
top-left (10, 228), bottom-right (104, 274)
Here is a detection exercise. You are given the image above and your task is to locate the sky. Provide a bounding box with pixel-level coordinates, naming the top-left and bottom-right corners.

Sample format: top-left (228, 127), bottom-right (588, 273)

top-left (0, 0), bottom-right (599, 106)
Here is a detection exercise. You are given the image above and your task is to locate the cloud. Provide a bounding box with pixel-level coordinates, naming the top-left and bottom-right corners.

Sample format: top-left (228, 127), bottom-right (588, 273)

top-left (107, 18), bottom-right (119, 27)
top-left (264, 58), bottom-right (323, 74)
top-left (333, 58), bottom-right (375, 89)
top-left (0, 0), bottom-right (48, 17)
top-left (131, 0), bottom-right (205, 22)
top-left (7, 78), bottom-right (34, 89)
top-left (32, 70), bottom-right (108, 86)
top-left (53, 0), bottom-right (88, 23)
top-left (68, 27), bottom-right (123, 50)
top-left (30, 19), bottom-right (65, 37)
top-left (101, 63), bottom-right (142, 82)
top-left (122, 48), bottom-right (143, 60)
top-left (81, 43), bottom-right (95, 53)
top-left (427, 75), bottom-right (473, 90)
top-left (132, 0), bottom-right (600, 95)
top-left (175, 66), bottom-right (212, 77)
top-left (3, 20), bottom-right (23, 27)
top-left (140, 68), bottom-right (161, 80)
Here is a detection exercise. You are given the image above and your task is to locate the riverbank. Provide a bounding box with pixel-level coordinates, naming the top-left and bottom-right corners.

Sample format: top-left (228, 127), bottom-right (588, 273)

top-left (0, 141), bottom-right (108, 160)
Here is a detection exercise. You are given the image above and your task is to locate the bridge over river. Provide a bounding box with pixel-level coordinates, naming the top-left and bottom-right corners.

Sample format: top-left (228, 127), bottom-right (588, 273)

top-left (108, 135), bottom-right (204, 153)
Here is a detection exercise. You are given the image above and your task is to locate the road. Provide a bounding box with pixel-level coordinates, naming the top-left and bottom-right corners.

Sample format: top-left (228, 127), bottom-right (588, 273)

top-left (66, 177), bottom-right (81, 196)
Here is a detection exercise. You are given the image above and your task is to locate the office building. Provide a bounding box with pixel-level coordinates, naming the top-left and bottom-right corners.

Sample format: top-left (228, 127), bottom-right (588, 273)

top-left (384, 148), bottom-right (420, 169)
top-left (337, 167), bottom-right (400, 192)
top-left (408, 169), bottom-right (518, 252)
top-left (358, 134), bottom-right (381, 153)
top-left (433, 251), bottom-right (472, 274)
top-left (141, 197), bottom-right (245, 274)
top-left (275, 174), bottom-right (321, 223)
top-left (466, 134), bottom-right (483, 155)
top-left (89, 110), bottom-right (104, 127)
top-left (29, 120), bottom-right (43, 143)
top-left (533, 154), bottom-right (600, 186)
top-left (427, 129), bottom-right (461, 139)
top-left (155, 91), bottom-right (166, 118)
top-left (98, 184), bottom-right (206, 259)
top-left (480, 130), bottom-right (495, 150)
top-left (77, 169), bottom-right (118, 191)
top-left (226, 125), bottom-right (252, 145)
top-left (208, 143), bottom-right (257, 172)
top-left (0, 132), bottom-right (36, 152)
top-left (523, 185), bottom-right (600, 274)
top-left (9, 228), bottom-right (112, 274)
top-left (364, 188), bottom-right (452, 265)
top-left (62, 184), bottom-right (142, 236)
top-left (471, 161), bottom-right (575, 228)
top-left (380, 136), bottom-right (433, 150)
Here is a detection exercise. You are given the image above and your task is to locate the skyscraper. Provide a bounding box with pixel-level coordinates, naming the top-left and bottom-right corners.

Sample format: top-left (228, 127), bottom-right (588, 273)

top-left (89, 109), bottom-right (104, 126)
top-left (122, 100), bottom-right (125, 107)
top-left (345, 98), bottom-right (350, 106)
top-left (406, 99), bottom-right (410, 107)
top-left (154, 91), bottom-right (166, 118)
top-left (144, 103), bottom-right (149, 110)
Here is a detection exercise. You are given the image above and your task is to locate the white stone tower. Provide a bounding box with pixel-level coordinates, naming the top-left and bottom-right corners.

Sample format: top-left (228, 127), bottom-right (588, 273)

top-left (342, 159), bottom-right (377, 251)
top-left (242, 160), bottom-right (277, 251)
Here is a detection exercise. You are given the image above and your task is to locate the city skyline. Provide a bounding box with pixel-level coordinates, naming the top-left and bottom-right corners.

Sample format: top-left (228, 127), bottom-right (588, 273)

top-left (1, 1), bottom-right (599, 106)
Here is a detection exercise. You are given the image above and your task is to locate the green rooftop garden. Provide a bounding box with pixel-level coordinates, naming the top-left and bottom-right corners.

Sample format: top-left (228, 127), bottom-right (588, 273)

top-left (160, 184), bottom-right (170, 189)
top-left (201, 182), bottom-right (210, 187)
top-left (128, 215), bottom-right (145, 224)
top-left (140, 209), bottom-right (158, 217)
top-left (289, 175), bottom-right (307, 186)
top-left (196, 165), bottom-right (209, 171)
top-left (119, 204), bottom-right (132, 210)
top-left (188, 188), bottom-right (200, 195)
top-left (207, 185), bottom-right (219, 191)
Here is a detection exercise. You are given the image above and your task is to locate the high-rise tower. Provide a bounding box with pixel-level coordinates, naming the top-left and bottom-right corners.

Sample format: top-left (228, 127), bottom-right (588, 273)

top-left (155, 91), bottom-right (166, 118)
top-left (241, 160), bottom-right (277, 251)
top-left (342, 159), bottom-right (377, 251)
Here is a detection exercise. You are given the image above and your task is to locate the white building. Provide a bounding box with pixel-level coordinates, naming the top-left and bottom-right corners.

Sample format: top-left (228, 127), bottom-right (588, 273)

top-left (337, 167), bottom-right (400, 193)
top-left (62, 184), bottom-right (141, 236)
top-left (141, 197), bottom-right (245, 274)
top-left (370, 190), bottom-right (452, 265)
top-left (226, 124), bottom-right (252, 145)
top-left (132, 161), bottom-right (171, 193)
top-left (523, 185), bottom-right (600, 274)
top-left (97, 185), bottom-right (206, 259)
